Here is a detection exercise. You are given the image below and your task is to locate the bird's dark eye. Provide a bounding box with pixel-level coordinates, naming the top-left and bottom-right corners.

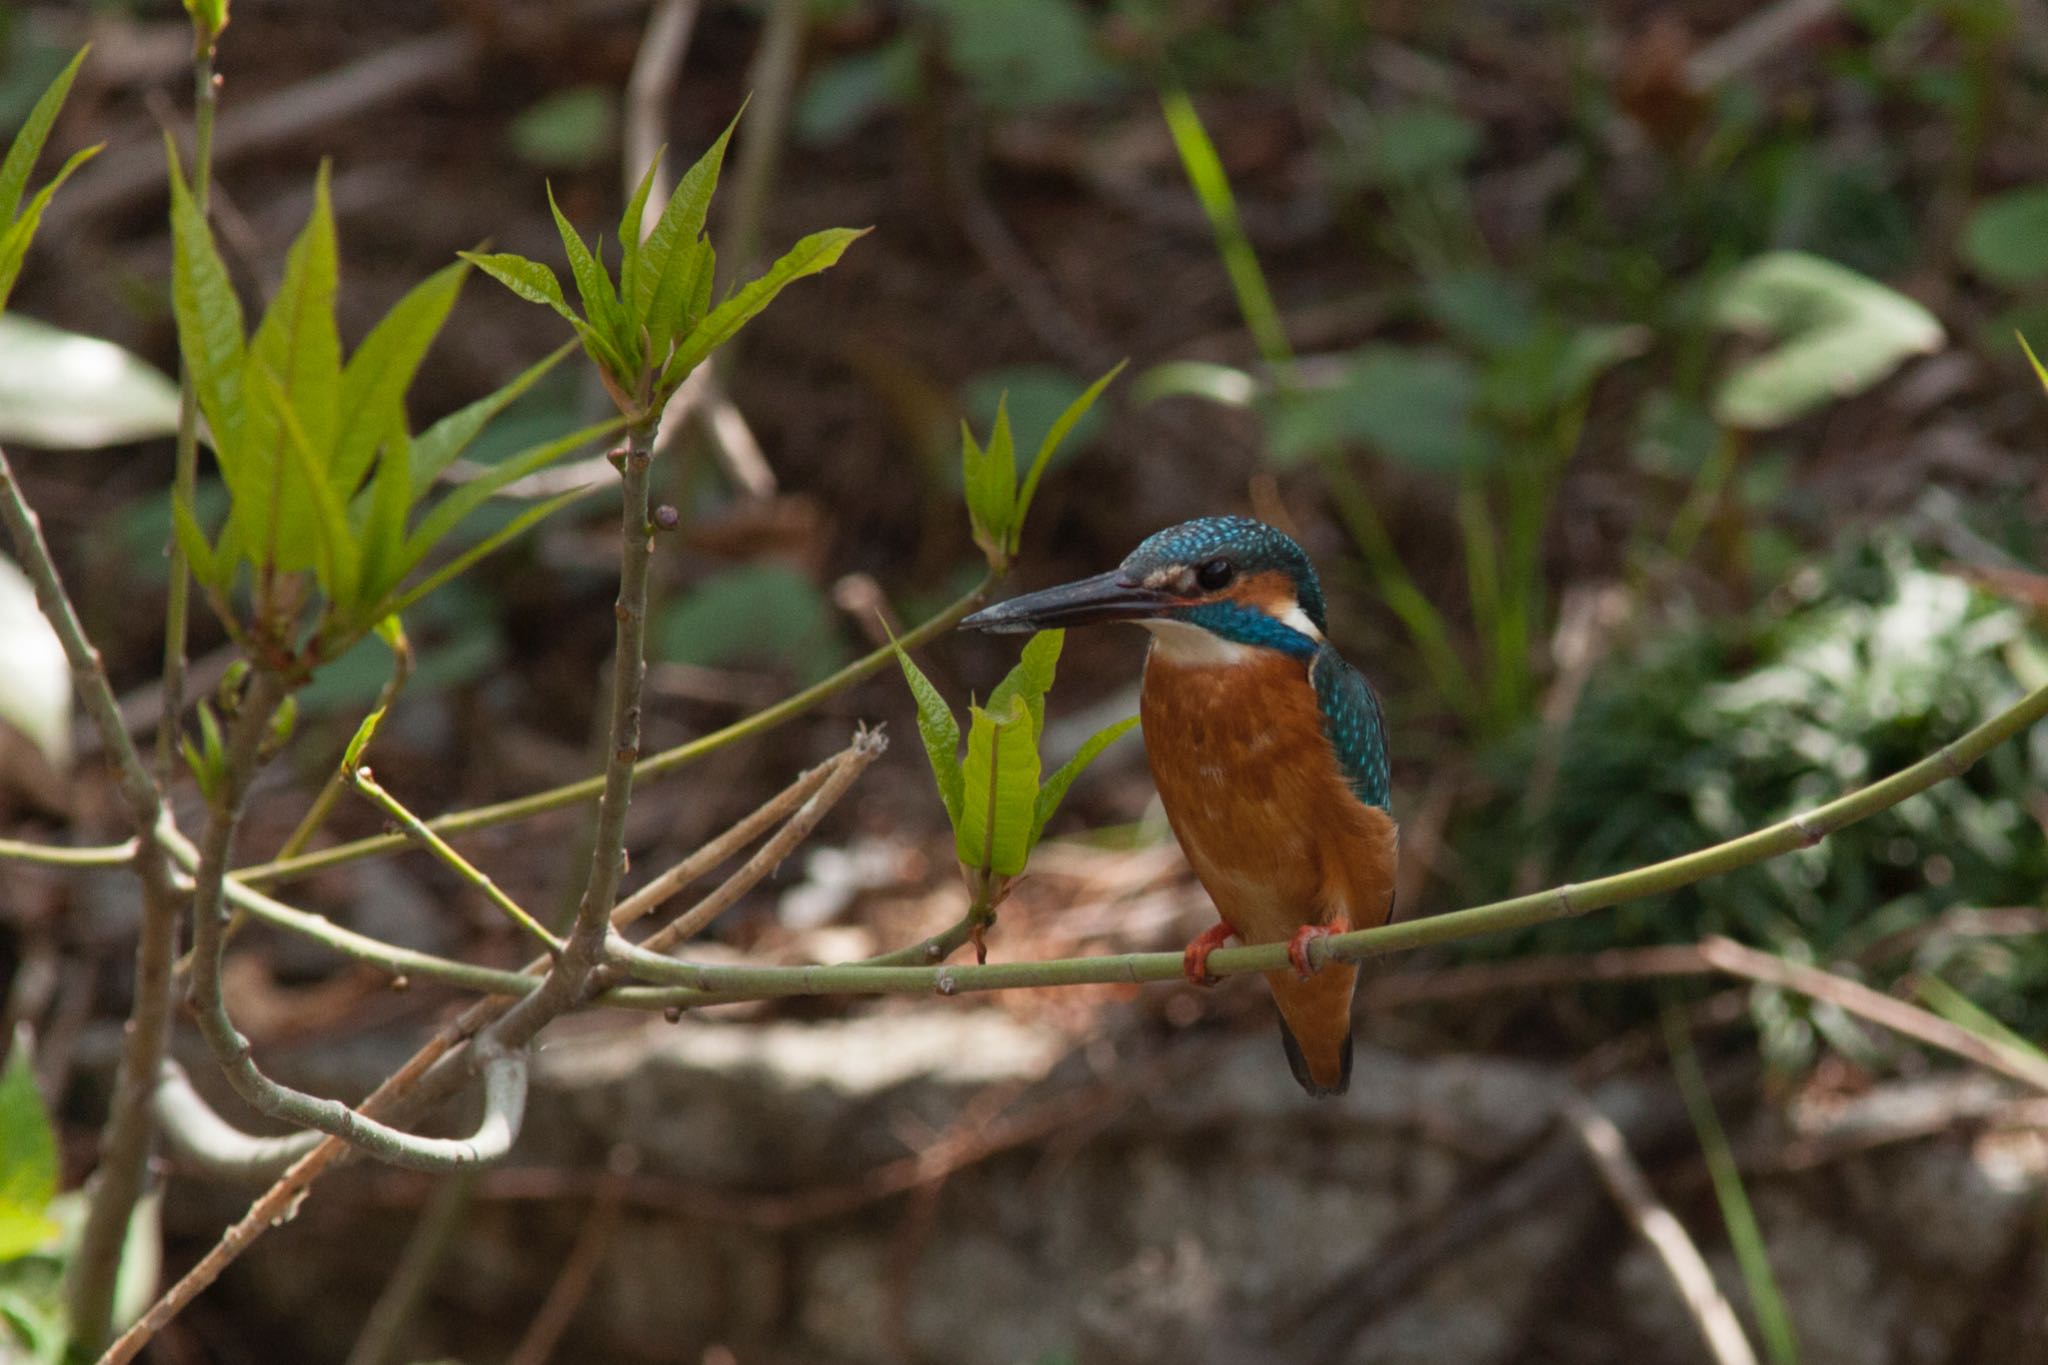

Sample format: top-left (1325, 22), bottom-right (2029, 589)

top-left (1195, 558), bottom-right (1235, 591)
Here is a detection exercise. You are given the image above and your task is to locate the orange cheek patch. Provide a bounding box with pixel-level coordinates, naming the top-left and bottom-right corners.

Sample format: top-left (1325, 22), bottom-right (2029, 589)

top-left (1224, 570), bottom-right (1298, 619)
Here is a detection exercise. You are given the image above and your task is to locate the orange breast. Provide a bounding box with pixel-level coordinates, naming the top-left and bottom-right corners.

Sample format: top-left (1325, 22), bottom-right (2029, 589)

top-left (1139, 648), bottom-right (1398, 946)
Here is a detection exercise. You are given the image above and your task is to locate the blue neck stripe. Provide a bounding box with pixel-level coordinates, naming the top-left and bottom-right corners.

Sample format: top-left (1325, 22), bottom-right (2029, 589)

top-left (1175, 602), bottom-right (1320, 660)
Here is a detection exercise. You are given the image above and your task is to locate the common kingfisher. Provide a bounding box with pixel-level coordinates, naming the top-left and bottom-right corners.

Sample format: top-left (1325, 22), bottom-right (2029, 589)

top-left (963, 516), bottom-right (1395, 1097)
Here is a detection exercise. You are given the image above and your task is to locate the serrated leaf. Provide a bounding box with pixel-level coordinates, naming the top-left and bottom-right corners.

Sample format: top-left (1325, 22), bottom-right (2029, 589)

top-left (0, 140), bottom-right (99, 314)
top-left (410, 341), bottom-right (575, 493)
top-left (1011, 359), bottom-right (1124, 552)
top-left (890, 636), bottom-right (963, 824)
top-left (459, 251), bottom-right (575, 322)
top-left (242, 164), bottom-right (342, 565)
top-left (167, 139), bottom-right (246, 466)
top-left (618, 146), bottom-right (663, 310)
top-left (547, 184), bottom-right (624, 350)
top-left (0, 1027), bottom-right (59, 1259)
top-left (956, 695), bottom-right (1040, 877)
top-left (334, 259), bottom-right (466, 495)
top-left (0, 46), bottom-right (87, 227)
top-left (378, 482), bottom-right (595, 621)
top-left (1034, 713), bottom-right (1139, 841)
top-left (1711, 250), bottom-right (1943, 429)
top-left (657, 226), bottom-right (866, 392)
top-left (0, 313), bottom-right (179, 448)
top-left (986, 627), bottom-right (1061, 743)
top-left (640, 113), bottom-right (739, 323)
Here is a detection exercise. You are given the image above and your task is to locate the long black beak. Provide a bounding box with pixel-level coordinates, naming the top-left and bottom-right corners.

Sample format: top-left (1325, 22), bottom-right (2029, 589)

top-left (960, 570), bottom-right (1177, 634)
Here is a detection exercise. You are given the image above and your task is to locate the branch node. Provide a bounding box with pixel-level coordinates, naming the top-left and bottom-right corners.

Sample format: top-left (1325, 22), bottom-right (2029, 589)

top-left (1791, 813), bottom-right (1827, 848)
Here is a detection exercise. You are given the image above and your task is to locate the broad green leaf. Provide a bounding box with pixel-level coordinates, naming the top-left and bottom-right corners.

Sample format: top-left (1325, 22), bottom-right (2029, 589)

top-left (1034, 713), bottom-right (1139, 841)
top-left (379, 482), bottom-right (595, 620)
top-left (410, 341), bottom-right (575, 492)
top-left (258, 369), bottom-right (358, 609)
top-left (356, 425), bottom-right (413, 607)
top-left (956, 695), bottom-right (1040, 877)
top-left (508, 85), bottom-right (616, 171)
top-left (0, 556), bottom-right (71, 771)
top-left (395, 419), bottom-right (618, 578)
top-left (891, 637), bottom-right (963, 824)
top-left (0, 46), bottom-right (87, 227)
top-left (618, 146), bottom-right (662, 309)
top-left (459, 251), bottom-right (576, 322)
top-left (1961, 186), bottom-right (2048, 288)
top-left (1711, 250), bottom-right (1943, 429)
top-left (655, 562), bottom-right (847, 684)
top-left (0, 142), bottom-right (98, 313)
top-left (1268, 345), bottom-right (1495, 470)
top-left (0, 313), bottom-right (179, 448)
top-left (640, 112), bottom-right (740, 323)
top-left (985, 627), bottom-right (1062, 742)
top-left (657, 226), bottom-right (866, 391)
top-left (547, 183), bottom-right (623, 349)
top-left (648, 239), bottom-right (712, 347)
top-left (0, 1027), bottom-right (58, 1259)
top-left (334, 259), bottom-right (467, 495)
top-left (245, 161), bottom-right (342, 518)
top-left (167, 139), bottom-right (247, 462)
top-left (1011, 359), bottom-right (1124, 552)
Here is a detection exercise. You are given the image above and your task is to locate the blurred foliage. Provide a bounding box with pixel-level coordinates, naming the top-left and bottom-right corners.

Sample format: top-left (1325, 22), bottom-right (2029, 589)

top-left (507, 86), bottom-right (618, 171)
top-left (1462, 535), bottom-right (2048, 1068)
top-left (0, 313), bottom-right (179, 449)
top-left (656, 561), bottom-right (846, 684)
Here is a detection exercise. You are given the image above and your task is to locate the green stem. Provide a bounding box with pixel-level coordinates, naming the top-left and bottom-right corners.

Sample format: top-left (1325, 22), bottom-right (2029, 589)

top-left (600, 675), bottom-right (2048, 1009)
top-left (349, 766), bottom-right (563, 953)
top-left (233, 571), bottom-right (995, 886)
top-left (0, 836), bottom-right (135, 867)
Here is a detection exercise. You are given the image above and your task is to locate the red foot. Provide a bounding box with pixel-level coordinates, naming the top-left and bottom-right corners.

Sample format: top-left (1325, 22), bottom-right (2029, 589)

top-left (1287, 919), bottom-right (1349, 980)
top-left (1182, 922), bottom-right (1236, 986)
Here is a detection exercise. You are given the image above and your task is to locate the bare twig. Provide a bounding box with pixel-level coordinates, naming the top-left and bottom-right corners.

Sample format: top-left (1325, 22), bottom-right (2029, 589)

top-left (1563, 1095), bottom-right (1760, 1365)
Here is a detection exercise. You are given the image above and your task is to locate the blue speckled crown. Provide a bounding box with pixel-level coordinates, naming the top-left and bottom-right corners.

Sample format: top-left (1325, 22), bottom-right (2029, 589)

top-left (1121, 516), bottom-right (1327, 632)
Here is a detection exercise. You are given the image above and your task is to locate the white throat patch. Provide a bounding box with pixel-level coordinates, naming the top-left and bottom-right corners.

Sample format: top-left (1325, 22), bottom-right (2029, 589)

top-left (1140, 618), bottom-right (1255, 667)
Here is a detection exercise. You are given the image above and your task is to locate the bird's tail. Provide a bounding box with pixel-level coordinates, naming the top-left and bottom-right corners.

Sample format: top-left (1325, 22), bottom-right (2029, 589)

top-left (1266, 964), bottom-right (1358, 1097)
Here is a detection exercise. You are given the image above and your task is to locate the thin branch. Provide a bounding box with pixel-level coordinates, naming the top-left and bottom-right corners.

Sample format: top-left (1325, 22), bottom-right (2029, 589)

top-left (348, 765), bottom-right (564, 954)
top-left (0, 443), bottom-right (189, 1349)
top-left (234, 572), bottom-right (996, 886)
top-left (626, 726), bottom-right (884, 958)
top-left (1693, 936), bottom-right (2048, 1095)
top-left (0, 837), bottom-right (135, 867)
top-left (1562, 1095), bottom-right (1760, 1365)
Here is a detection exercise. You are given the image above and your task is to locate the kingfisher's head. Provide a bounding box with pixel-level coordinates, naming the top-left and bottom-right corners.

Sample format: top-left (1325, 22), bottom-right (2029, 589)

top-left (961, 516), bottom-right (1326, 662)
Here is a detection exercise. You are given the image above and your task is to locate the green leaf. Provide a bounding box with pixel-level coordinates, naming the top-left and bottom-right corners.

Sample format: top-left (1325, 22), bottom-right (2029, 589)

top-left (459, 251), bottom-right (576, 322)
top-left (1711, 250), bottom-right (1943, 429)
top-left (1961, 186), bottom-right (2048, 288)
top-left (395, 418), bottom-right (618, 581)
top-left (508, 85), bottom-right (617, 171)
top-left (2021, 332), bottom-right (2048, 395)
top-left (961, 401), bottom-right (1018, 563)
top-left (891, 636), bottom-right (964, 825)
top-left (257, 369), bottom-right (358, 609)
top-left (170, 491), bottom-right (221, 594)
top-left (410, 341), bottom-right (576, 492)
top-left (0, 1027), bottom-right (58, 1259)
top-left (0, 46), bottom-right (86, 227)
top-left (640, 112), bottom-right (740, 323)
top-left (334, 259), bottom-right (467, 495)
top-left (0, 313), bottom-right (179, 448)
top-left (1034, 713), bottom-right (1139, 841)
top-left (547, 183), bottom-right (623, 348)
top-left (647, 240), bottom-right (712, 346)
top-left (245, 160), bottom-right (342, 486)
top-left (1268, 345), bottom-right (1496, 471)
top-left (356, 425), bottom-right (413, 608)
top-left (956, 694), bottom-right (1041, 877)
top-left (985, 627), bottom-right (1062, 742)
top-left (657, 226), bottom-right (866, 392)
top-left (379, 482), bottom-right (595, 621)
top-left (342, 704), bottom-right (386, 770)
top-left (0, 141), bottom-right (98, 313)
top-left (1010, 359), bottom-right (1124, 552)
top-left (618, 146), bottom-right (662, 311)
top-left (167, 138), bottom-right (247, 463)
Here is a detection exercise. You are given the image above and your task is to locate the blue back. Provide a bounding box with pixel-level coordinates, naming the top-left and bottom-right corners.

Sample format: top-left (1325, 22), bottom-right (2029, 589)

top-left (1311, 646), bottom-right (1391, 811)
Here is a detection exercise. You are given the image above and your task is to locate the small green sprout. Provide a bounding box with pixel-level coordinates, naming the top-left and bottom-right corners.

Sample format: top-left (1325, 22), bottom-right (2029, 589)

top-left (960, 361), bottom-right (1126, 571)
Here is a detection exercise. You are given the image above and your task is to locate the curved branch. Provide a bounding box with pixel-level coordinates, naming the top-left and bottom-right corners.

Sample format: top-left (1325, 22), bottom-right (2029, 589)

top-left (152, 1061), bottom-right (323, 1181)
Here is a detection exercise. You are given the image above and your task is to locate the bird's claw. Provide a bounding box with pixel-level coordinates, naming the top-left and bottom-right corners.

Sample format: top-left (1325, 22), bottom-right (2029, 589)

top-left (1286, 920), bottom-right (1348, 980)
top-left (1181, 922), bottom-right (1235, 986)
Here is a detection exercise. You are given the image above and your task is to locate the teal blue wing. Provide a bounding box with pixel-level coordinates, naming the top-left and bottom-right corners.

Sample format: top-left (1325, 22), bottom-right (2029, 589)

top-left (1311, 646), bottom-right (1390, 810)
